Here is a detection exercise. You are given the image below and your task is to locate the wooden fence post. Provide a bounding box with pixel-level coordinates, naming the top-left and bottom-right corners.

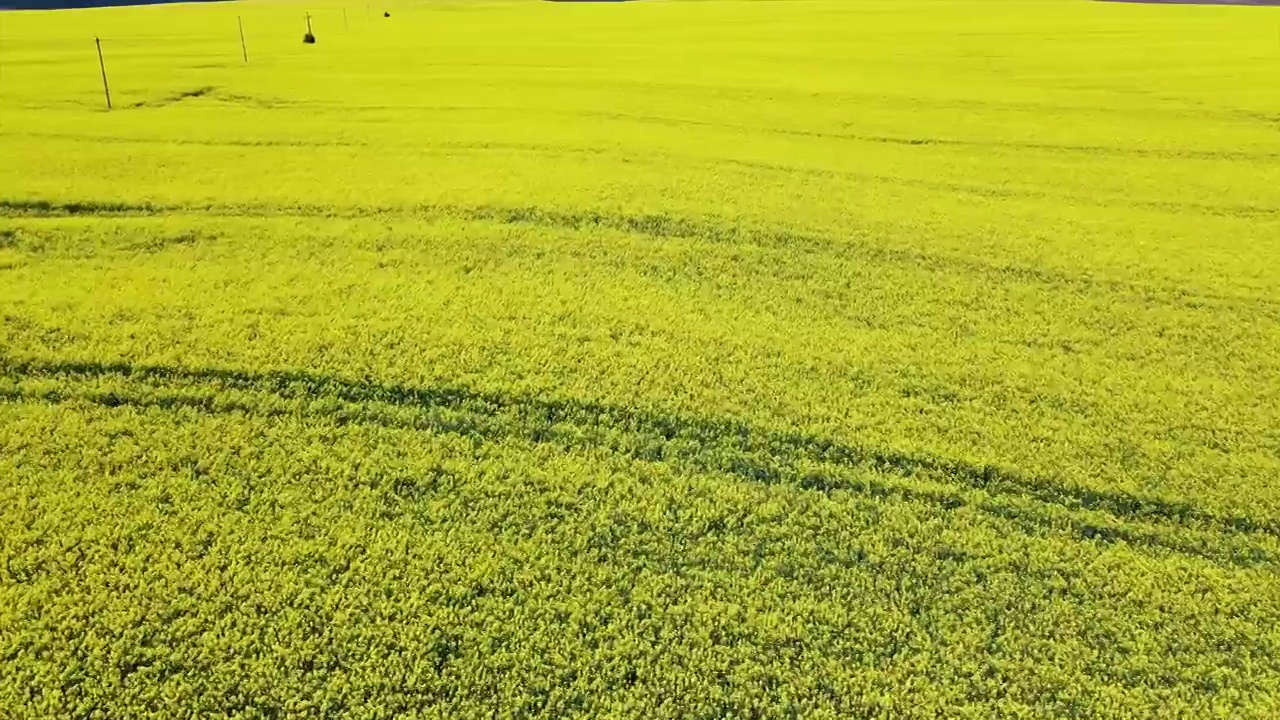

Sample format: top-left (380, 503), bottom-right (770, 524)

top-left (95, 37), bottom-right (111, 110)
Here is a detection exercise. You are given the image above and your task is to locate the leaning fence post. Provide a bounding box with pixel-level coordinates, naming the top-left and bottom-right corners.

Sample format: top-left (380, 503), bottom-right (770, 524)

top-left (95, 37), bottom-right (111, 110)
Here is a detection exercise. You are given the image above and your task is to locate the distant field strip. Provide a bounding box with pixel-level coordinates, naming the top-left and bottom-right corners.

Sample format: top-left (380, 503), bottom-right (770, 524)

top-left (5, 199), bottom-right (1279, 317)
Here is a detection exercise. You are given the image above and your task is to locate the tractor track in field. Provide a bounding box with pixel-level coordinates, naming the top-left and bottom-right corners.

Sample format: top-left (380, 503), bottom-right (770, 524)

top-left (128, 86), bottom-right (218, 110)
top-left (6, 130), bottom-right (1278, 223)
top-left (2, 355), bottom-right (1277, 570)
top-left (2, 197), bottom-right (1279, 321)
top-left (12, 121), bottom-right (1280, 168)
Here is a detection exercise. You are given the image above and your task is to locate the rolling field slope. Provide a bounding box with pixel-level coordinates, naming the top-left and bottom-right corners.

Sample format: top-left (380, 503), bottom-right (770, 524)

top-left (2, 0), bottom-right (1280, 716)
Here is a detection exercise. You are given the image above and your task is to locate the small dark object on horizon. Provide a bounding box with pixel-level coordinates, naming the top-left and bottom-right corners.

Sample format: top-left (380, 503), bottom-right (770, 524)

top-left (303, 32), bottom-right (316, 44)
top-left (384, 11), bottom-right (390, 16)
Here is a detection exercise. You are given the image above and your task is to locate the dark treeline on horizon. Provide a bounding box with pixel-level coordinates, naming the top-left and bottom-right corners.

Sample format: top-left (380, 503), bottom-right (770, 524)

top-left (2, 0), bottom-right (230, 9)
